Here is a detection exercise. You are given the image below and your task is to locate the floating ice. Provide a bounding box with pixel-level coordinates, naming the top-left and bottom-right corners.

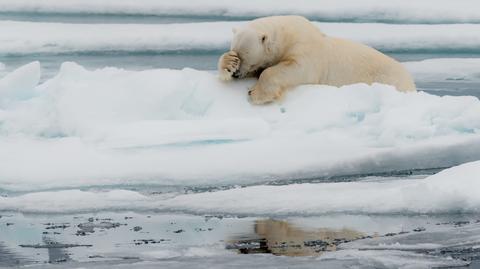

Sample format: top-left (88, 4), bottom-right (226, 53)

top-left (0, 189), bottom-right (149, 213)
top-left (2, 0), bottom-right (480, 24)
top-left (1, 21), bottom-right (480, 55)
top-left (0, 62), bottom-right (479, 194)
top-left (0, 21), bottom-right (230, 55)
top-left (153, 161), bottom-right (480, 215)
top-left (1, 161), bottom-right (480, 214)
top-left (405, 58), bottom-right (480, 82)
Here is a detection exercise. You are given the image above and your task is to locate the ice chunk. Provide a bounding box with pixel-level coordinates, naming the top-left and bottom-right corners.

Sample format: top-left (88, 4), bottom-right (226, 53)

top-left (0, 61), bottom-right (40, 104)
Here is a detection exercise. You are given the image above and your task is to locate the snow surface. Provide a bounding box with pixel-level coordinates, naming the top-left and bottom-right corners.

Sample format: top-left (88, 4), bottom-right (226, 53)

top-left (0, 62), bottom-right (479, 213)
top-left (1, 161), bottom-right (480, 214)
top-left (1, 0), bottom-right (480, 24)
top-left (0, 62), bottom-right (480, 191)
top-left (1, 62), bottom-right (480, 191)
top-left (1, 21), bottom-right (480, 54)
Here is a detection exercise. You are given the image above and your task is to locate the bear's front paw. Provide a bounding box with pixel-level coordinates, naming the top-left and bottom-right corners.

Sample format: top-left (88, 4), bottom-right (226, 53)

top-left (248, 87), bottom-right (279, 105)
top-left (218, 51), bottom-right (241, 81)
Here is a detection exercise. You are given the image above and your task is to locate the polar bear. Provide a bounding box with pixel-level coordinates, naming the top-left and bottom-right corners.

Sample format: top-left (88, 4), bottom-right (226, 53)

top-left (218, 16), bottom-right (416, 104)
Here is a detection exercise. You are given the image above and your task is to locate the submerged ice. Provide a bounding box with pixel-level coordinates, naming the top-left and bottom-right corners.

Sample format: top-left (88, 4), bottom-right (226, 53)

top-left (0, 62), bottom-right (479, 195)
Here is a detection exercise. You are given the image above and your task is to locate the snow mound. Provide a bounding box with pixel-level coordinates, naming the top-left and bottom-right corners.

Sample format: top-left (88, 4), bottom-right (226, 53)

top-left (1, 21), bottom-right (480, 55)
top-left (2, 0), bottom-right (480, 24)
top-left (0, 62), bottom-right (479, 191)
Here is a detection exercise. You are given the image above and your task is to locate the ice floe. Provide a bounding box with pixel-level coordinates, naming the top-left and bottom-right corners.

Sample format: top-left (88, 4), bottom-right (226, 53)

top-left (0, 62), bottom-right (479, 211)
top-left (405, 58), bottom-right (480, 82)
top-left (1, 21), bottom-right (480, 54)
top-left (1, 161), bottom-right (480, 214)
top-left (3, 161), bottom-right (480, 214)
top-left (2, 0), bottom-right (480, 24)
top-left (153, 161), bottom-right (480, 215)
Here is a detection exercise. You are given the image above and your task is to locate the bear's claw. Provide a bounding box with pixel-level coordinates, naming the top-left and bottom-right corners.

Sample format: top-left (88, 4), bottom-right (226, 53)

top-left (218, 51), bottom-right (241, 81)
top-left (248, 89), bottom-right (276, 105)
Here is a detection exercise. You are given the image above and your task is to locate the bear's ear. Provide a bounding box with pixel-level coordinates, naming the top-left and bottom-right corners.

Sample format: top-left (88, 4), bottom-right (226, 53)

top-left (260, 34), bottom-right (267, 44)
top-left (232, 27), bottom-right (237, 34)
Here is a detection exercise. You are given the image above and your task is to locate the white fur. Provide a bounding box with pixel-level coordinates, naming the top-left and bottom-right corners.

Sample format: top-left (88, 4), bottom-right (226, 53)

top-left (218, 16), bottom-right (416, 104)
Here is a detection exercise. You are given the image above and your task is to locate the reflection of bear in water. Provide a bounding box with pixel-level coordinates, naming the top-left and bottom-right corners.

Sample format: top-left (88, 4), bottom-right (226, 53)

top-left (218, 16), bottom-right (416, 104)
top-left (232, 219), bottom-right (364, 256)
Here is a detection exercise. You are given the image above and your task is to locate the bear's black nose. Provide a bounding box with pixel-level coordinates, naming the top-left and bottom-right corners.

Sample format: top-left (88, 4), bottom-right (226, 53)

top-left (232, 70), bottom-right (240, 78)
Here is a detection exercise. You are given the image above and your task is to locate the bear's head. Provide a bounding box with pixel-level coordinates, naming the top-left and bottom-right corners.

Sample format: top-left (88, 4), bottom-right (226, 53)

top-left (230, 26), bottom-right (274, 78)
